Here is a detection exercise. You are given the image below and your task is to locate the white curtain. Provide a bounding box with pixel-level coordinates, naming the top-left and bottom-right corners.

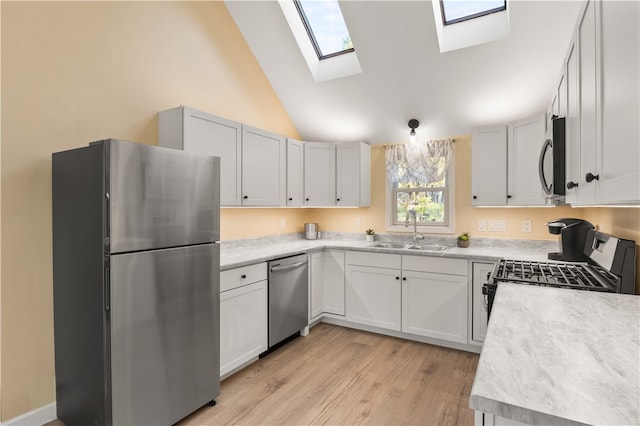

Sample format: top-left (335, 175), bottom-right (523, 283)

top-left (385, 139), bottom-right (455, 184)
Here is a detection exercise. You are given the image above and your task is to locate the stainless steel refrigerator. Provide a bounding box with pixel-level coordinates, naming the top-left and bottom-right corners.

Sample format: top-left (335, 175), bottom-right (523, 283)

top-left (52, 139), bottom-right (220, 425)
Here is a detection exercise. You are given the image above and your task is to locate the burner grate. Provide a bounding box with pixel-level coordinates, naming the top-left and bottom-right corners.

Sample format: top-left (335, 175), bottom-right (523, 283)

top-left (492, 259), bottom-right (619, 292)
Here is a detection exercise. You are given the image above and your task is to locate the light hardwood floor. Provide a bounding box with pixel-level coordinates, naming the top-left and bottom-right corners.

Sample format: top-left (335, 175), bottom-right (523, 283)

top-left (181, 323), bottom-right (479, 425)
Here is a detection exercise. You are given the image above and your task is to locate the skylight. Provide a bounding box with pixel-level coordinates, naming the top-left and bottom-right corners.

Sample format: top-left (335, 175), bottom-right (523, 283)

top-left (294, 0), bottom-right (354, 60)
top-left (440, 0), bottom-right (507, 26)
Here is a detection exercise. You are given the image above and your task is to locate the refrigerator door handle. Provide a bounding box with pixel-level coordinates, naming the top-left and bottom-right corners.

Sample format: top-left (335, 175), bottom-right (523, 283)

top-left (104, 192), bottom-right (110, 249)
top-left (104, 262), bottom-right (110, 312)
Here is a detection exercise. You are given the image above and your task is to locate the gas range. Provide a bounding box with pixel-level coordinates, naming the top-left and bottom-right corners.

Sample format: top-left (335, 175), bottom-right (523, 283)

top-left (483, 230), bottom-right (636, 318)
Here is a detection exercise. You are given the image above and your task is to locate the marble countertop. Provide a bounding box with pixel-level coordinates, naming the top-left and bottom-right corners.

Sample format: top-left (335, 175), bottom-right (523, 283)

top-left (219, 236), bottom-right (553, 270)
top-left (469, 283), bottom-right (640, 425)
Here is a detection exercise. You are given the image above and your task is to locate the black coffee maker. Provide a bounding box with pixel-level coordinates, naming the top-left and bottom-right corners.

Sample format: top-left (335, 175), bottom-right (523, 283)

top-left (547, 218), bottom-right (594, 262)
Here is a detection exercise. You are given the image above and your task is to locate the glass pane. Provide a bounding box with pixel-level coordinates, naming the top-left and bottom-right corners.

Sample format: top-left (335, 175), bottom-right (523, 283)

top-left (395, 190), bottom-right (446, 225)
top-left (296, 0), bottom-right (354, 58)
top-left (441, 0), bottom-right (506, 25)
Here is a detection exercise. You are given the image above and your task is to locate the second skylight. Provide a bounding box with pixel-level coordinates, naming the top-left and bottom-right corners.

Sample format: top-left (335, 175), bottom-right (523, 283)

top-left (440, 0), bottom-right (507, 25)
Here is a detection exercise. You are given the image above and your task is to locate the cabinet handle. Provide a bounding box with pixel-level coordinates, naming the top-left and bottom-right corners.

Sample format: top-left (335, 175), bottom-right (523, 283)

top-left (402, 277), bottom-right (407, 281)
top-left (243, 195), bottom-right (248, 199)
top-left (306, 198), bottom-right (309, 201)
top-left (585, 172), bottom-right (599, 183)
top-left (395, 276), bottom-right (400, 280)
top-left (473, 195), bottom-right (477, 200)
top-left (337, 198), bottom-right (341, 202)
top-left (566, 181), bottom-right (579, 189)
top-left (507, 195), bottom-right (512, 199)
top-left (241, 274), bottom-right (247, 279)
top-left (288, 197), bottom-right (293, 201)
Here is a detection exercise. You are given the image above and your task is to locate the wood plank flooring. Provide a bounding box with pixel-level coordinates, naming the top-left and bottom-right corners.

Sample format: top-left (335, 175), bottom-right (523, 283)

top-left (180, 323), bottom-right (479, 425)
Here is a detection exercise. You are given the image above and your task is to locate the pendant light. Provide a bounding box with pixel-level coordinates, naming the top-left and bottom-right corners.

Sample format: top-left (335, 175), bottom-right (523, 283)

top-left (408, 119), bottom-right (419, 143)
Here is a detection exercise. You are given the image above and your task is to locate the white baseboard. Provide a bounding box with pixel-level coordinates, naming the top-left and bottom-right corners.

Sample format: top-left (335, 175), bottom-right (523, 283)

top-left (1, 403), bottom-right (56, 426)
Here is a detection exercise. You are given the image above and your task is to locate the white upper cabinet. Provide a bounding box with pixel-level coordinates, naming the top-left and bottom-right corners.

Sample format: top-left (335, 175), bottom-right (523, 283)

top-left (472, 115), bottom-right (546, 207)
top-left (471, 125), bottom-right (507, 206)
top-left (304, 142), bottom-right (336, 206)
top-left (286, 139), bottom-right (304, 207)
top-left (565, 0), bottom-right (640, 205)
top-left (158, 106), bottom-right (242, 206)
top-left (507, 114), bottom-right (546, 206)
top-left (241, 126), bottom-right (286, 206)
top-left (336, 142), bottom-right (371, 207)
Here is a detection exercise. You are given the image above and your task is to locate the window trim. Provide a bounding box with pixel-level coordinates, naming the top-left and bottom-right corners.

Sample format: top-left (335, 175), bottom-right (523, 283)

top-left (385, 159), bottom-right (456, 235)
top-left (440, 0), bottom-right (507, 26)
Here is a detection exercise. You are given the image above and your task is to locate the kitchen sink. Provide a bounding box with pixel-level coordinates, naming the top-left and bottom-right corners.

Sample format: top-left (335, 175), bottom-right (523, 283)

top-left (368, 242), bottom-right (449, 252)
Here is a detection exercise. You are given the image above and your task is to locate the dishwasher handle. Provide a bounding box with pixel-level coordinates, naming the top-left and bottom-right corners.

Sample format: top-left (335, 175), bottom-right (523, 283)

top-left (270, 260), bottom-right (307, 273)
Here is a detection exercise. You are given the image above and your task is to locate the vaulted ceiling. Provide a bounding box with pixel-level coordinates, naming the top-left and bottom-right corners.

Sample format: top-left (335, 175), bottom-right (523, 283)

top-left (225, 1), bottom-right (582, 144)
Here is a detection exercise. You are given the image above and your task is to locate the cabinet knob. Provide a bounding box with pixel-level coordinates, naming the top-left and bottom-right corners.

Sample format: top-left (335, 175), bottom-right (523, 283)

top-left (243, 195), bottom-right (248, 199)
top-left (473, 195), bottom-right (477, 200)
top-left (585, 172), bottom-right (599, 183)
top-left (288, 197), bottom-right (293, 201)
top-left (306, 198), bottom-right (310, 202)
top-left (395, 276), bottom-right (400, 280)
top-left (337, 198), bottom-right (341, 202)
top-left (566, 181), bottom-right (579, 189)
top-left (402, 277), bottom-right (407, 281)
top-left (241, 274), bottom-right (247, 279)
top-left (507, 195), bottom-right (512, 199)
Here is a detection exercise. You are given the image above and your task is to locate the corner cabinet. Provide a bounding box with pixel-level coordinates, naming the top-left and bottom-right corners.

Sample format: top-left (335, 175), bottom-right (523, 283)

top-left (304, 142), bottom-right (336, 206)
top-left (565, 0), bottom-right (640, 205)
top-left (241, 126), bottom-right (286, 206)
top-left (158, 106), bottom-right (242, 206)
top-left (309, 250), bottom-right (345, 321)
top-left (220, 263), bottom-right (268, 377)
top-left (336, 142), bottom-right (371, 207)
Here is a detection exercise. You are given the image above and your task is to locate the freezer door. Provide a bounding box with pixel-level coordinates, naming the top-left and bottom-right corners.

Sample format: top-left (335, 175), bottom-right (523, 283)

top-left (106, 139), bottom-right (220, 253)
top-left (109, 244), bottom-right (220, 426)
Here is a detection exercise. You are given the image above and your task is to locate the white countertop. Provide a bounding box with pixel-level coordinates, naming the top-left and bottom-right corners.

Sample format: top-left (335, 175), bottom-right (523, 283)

top-left (220, 238), bottom-right (552, 270)
top-left (469, 283), bottom-right (640, 425)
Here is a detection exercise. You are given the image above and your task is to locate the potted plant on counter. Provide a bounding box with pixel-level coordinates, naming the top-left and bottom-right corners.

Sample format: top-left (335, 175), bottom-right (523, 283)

top-left (457, 231), bottom-right (471, 248)
top-left (365, 228), bottom-right (375, 242)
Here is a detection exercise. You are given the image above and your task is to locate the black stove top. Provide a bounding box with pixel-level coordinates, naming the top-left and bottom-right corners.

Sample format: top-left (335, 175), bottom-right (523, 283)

top-left (490, 259), bottom-right (618, 292)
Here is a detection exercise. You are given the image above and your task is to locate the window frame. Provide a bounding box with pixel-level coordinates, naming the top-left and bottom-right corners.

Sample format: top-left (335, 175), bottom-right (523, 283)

top-left (440, 0), bottom-right (507, 26)
top-left (385, 159), bottom-right (456, 235)
top-left (293, 0), bottom-right (355, 60)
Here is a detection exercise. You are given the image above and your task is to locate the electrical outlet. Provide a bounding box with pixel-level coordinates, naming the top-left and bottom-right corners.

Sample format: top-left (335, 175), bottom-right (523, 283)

top-left (355, 217), bottom-right (361, 227)
top-left (280, 218), bottom-right (286, 229)
top-left (488, 220), bottom-right (506, 232)
top-left (477, 220), bottom-right (487, 231)
top-left (522, 220), bottom-right (532, 233)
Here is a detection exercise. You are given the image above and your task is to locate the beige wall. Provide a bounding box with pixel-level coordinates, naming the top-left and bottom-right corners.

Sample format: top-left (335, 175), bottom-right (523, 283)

top-left (0, 1), bottom-right (302, 420)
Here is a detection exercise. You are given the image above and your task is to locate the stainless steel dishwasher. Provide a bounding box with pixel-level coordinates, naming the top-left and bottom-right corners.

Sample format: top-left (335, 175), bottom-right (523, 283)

top-left (268, 253), bottom-right (309, 348)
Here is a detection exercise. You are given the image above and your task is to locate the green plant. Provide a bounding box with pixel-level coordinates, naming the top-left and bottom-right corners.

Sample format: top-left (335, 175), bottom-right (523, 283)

top-left (365, 228), bottom-right (375, 235)
top-left (457, 231), bottom-right (470, 241)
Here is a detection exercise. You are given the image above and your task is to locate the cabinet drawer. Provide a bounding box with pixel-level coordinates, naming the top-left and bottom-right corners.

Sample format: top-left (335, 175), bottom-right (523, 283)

top-left (402, 255), bottom-right (468, 276)
top-left (346, 251), bottom-right (401, 269)
top-left (221, 262), bottom-right (268, 292)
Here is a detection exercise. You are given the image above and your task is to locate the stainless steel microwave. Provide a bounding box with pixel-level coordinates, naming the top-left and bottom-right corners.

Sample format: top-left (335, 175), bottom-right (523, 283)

top-left (538, 116), bottom-right (566, 200)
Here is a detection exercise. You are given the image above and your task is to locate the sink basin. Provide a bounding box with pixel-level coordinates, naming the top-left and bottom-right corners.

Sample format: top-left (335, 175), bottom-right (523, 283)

top-left (367, 242), bottom-right (449, 252)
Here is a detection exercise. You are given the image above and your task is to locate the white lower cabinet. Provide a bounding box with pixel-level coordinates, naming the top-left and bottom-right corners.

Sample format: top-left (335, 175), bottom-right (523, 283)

top-left (310, 250), bottom-right (345, 320)
top-left (220, 264), bottom-right (268, 377)
top-left (401, 270), bottom-right (468, 343)
top-left (346, 264), bottom-right (402, 331)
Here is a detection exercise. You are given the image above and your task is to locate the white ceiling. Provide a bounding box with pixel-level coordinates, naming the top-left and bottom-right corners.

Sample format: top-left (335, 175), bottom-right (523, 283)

top-left (225, 1), bottom-right (582, 144)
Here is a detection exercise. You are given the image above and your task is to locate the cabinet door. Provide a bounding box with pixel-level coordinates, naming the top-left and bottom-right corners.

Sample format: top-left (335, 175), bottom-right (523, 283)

top-left (577, 0), bottom-right (598, 203)
top-left (309, 252), bottom-right (325, 320)
top-left (401, 270), bottom-right (468, 344)
top-left (241, 126), bottom-right (286, 206)
top-left (336, 142), bottom-right (370, 207)
top-left (346, 265), bottom-right (401, 331)
top-left (286, 139), bottom-right (304, 207)
top-left (471, 263), bottom-right (494, 344)
top-left (158, 106), bottom-right (242, 206)
top-left (220, 280), bottom-right (268, 377)
top-left (324, 250), bottom-right (345, 316)
top-left (597, 0), bottom-right (640, 204)
top-left (507, 115), bottom-right (546, 206)
top-left (471, 126), bottom-right (507, 206)
top-left (565, 34), bottom-right (581, 203)
top-left (304, 142), bottom-right (336, 206)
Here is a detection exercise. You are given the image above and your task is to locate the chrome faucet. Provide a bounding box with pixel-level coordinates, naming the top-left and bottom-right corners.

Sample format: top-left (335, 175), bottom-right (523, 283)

top-left (405, 205), bottom-right (424, 246)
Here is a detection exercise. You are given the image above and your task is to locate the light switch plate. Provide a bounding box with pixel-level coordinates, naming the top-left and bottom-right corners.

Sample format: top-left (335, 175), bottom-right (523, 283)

top-left (355, 217), bottom-right (362, 227)
top-left (477, 220), bottom-right (487, 231)
top-left (488, 220), bottom-right (506, 232)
